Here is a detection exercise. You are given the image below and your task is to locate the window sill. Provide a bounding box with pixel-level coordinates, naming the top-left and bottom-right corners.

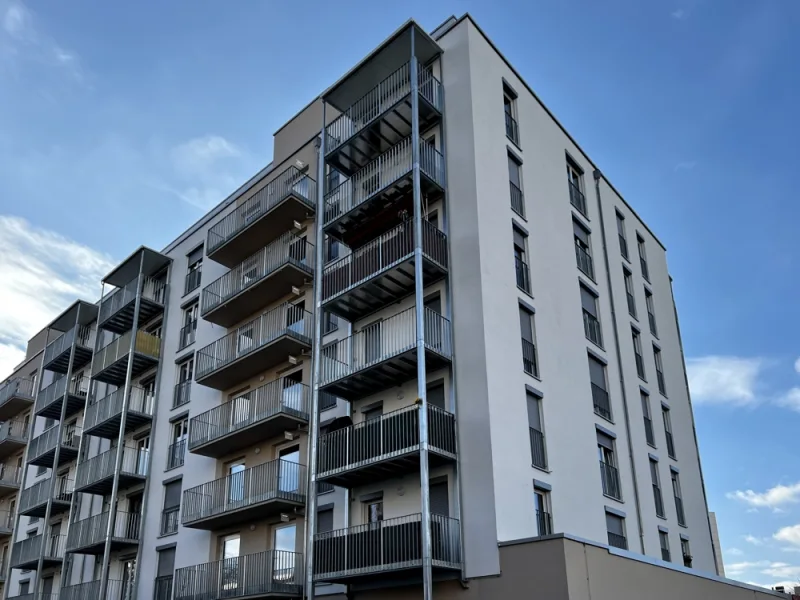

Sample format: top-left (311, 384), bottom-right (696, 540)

top-left (629, 313), bottom-right (638, 322)
top-left (182, 289), bottom-right (200, 301)
top-left (647, 442), bottom-right (658, 450)
top-left (668, 454), bottom-right (677, 461)
top-left (621, 253), bottom-right (631, 264)
top-left (657, 514), bottom-right (667, 521)
top-left (678, 522), bottom-right (688, 529)
top-left (532, 464), bottom-right (550, 474)
top-left (157, 531), bottom-right (178, 540)
top-left (650, 329), bottom-right (659, 340)
top-left (524, 371), bottom-right (542, 382)
top-left (511, 206), bottom-right (526, 221)
top-left (586, 338), bottom-right (605, 352)
top-left (177, 341), bottom-right (195, 353)
top-left (594, 410), bottom-right (614, 425)
top-left (164, 463), bottom-right (184, 473)
top-left (659, 391), bottom-right (669, 399)
top-left (506, 134), bottom-right (522, 152)
top-left (638, 375), bottom-right (648, 383)
top-left (578, 267), bottom-right (597, 284)
top-left (603, 493), bottom-right (624, 504)
top-left (517, 285), bottom-right (534, 300)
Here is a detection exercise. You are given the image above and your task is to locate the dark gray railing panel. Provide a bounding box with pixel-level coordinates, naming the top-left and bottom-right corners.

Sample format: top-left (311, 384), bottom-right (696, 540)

top-left (92, 329), bottom-right (160, 377)
top-left (35, 376), bottom-right (90, 415)
top-left (569, 181), bottom-right (587, 215)
top-left (173, 380), bottom-right (191, 408)
top-left (43, 325), bottom-right (94, 365)
top-left (600, 462), bottom-right (621, 500)
top-left (0, 418), bottom-right (28, 443)
top-left (62, 579), bottom-right (134, 600)
top-left (0, 377), bottom-right (35, 405)
top-left (99, 274), bottom-right (165, 325)
top-left (84, 385), bottom-right (154, 431)
top-left (28, 424), bottom-right (80, 461)
top-left (529, 427), bottom-right (547, 470)
top-left (167, 439), bottom-right (186, 470)
top-left (592, 384), bottom-right (611, 420)
top-left (75, 445), bottom-right (148, 489)
top-left (67, 510), bottom-right (141, 550)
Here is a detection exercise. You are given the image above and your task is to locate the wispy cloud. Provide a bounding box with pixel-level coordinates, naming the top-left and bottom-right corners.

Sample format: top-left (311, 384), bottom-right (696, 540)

top-left (794, 357), bottom-right (800, 375)
top-left (744, 535), bottom-right (767, 546)
top-left (726, 547), bottom-right (744, 557)
top-left (775, 525), bottom-right (800, 547)
top-left (727, 482), bottom-right (800, 511)
top-left (671, 9), bottom-right (687, 20)
top-left (687, 356), bottom-right (764, 406)
top-left (727, 559), bottom-right (771, 576)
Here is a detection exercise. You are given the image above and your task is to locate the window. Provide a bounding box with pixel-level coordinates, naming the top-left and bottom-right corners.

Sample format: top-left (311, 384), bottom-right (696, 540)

top-left (567, 160), bottom-right (587, 216)
top-left (641, 392), bottom-right (655, 446)
top-left (573, 220), bottom-right (594, 279)
top-left (534, 487), bottom-right (552, 536)
top-left (161, 481), bottom-right (181, 535)
top-left (637, 234), bottom-right (649, 282)
top-left (616, 212), bottom-right (628, 259)
top-left (174, 358), bottom-right (193, 408)
top-left (659, 530), bottom-right (671, 562)
top-left (508, 154), bottom-right (524, 216)
top-left (185, 246), bottom-right (203, 295)
top-left (326, 236), bottom-right (341, 264)
top-left (606, 512), bottom-right (627, 549)
top-left (365, 500), bottom-right (383, 523)
top-left (581, 286), bottom-right (602, 347)
top-left (663, 406), bottom-right (675, 458)
top-left (519, 306), bottom-right (539, 377)
top-left (654, 346), bottom-right (666, 395)
top-left (623, 268), bottom-right (636, 317)
top-left (430, 480), bottom-right (450, 516)
top-left (645, 289), bottom-right (657, 336)
top-left (155, 547), bottom-right (176, 600)
top-left (672, 470), bottom-right (686, 526)
top-left (167, 419), bottom-right (187, 470)
top-left (589, 355), bottom-right (611, 420)
top-left (503, 84), bottom-right (519, 145)
top-left (327, 168), bottom-right (341, 193)
top-left (36, 465), bottom-right (47, 476)
top-left (681, 537), bottom-right (692, 568)
top-left (597, 432), bottom-right (620, 500)
top-left (527, 392), bottom-right (546, 469)
top-left (179, 303), bottom-right (198, 350)
top-left (632, 328), bottom-right (645, 379)
top-left (323, 311), bottom-right (338, 335)
top-left (318, 508), bottom-right (334, 533)
top-left (513, 227), bottom-right (531, 293)
top-left (650, 459), bottom-right (665, 518)
top-left (19, 581), bottom-right (30, 595)
top-left (147, 320), bottom-right (163, 340)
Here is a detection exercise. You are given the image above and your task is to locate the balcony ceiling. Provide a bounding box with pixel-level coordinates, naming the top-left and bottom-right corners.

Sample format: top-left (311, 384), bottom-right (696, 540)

top-left (47, 299), bottom-right (98, 332)
top-left (103, 246), bottom-right (170, 287)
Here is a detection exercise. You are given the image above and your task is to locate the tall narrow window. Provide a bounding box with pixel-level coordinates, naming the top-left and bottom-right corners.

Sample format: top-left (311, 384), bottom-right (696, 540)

top-left (581, 286), bottom-right (602, 346)
top-left (179, 302), bottom-right (198, 350)
top-left (503, 84), bottom-right (519, 145)
top-left (155, 547), bottom-right (176, 599)
top-left (567, 161), bottom-right (587, 216)
top-left (659, 530), bottom-right (671, 562)
top-left (645, 288), bottom-right (657, 336)
top-left (519, 306), bottom-right (539, 378)
top-left (632, 328), bottom-right (645, 379)
top-left (672, 470), bottom-right (686, 526)
top-left (650, 459), bottom-right (665, 518)
top-left (534, 486), bottom-right (552, 536)
top-left (616, 212), bottom-right (628, 259)
top-left (508, 154), bottom-right (524, 216)
top-left (637, 234), bottom-right (649, 282)
top-left (597, 431), bottom-right (620, 500)
top-left (663, 407), bottom-right (676, 459)
top-left (606, 512), bottom-right (627, 549)
top-left (185, 246), bottom-right (203, 295)
top-left (527, 392), bottom-right (546, 469)
top-left (513, 227), bottom-right (531, 293)
top-left (654, 346), bottom-right (666, 395)
top-left (318, 508), bottom-right (334, 533)
top-left (641, 392), bottom-right (655, 446)
top-left (174, 357), bottom-right (193, 408)
top-left (573, 220), bottom-right (594, 279)
top-left (160, 481), bottom-right (181, 535)
top-left (681, 537), bottom-right (692, 568)
top-left (624, 268), bottom-right (636, 317)
top-left (589, 355), bottom-right (611, 420)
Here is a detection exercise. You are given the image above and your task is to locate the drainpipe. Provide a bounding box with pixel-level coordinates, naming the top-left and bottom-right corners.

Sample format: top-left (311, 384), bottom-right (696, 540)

top-left (593, 170), bottom-right (645, 554)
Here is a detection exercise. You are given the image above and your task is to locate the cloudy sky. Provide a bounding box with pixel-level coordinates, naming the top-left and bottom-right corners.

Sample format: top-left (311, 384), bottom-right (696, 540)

top-left (1, 0), bottom-right (799, 589)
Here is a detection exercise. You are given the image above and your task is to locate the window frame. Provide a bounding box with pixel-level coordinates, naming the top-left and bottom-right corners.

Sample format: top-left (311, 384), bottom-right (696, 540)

top-left (654, 346), bottom-right (666, 396)
top-left (616, 211), bottom-right (628, 259)
top-left (632, 328), bottom-right (645, 380)
top-left (519, 305), bottom-right (540, 378)
top-left (623, 267), bottom-right (636, 317)
top-left (645, 288), bottom-right (657, 336)
top-left (527, 391), bottom-right (547, 469)
top-left (513, 225), bottom-right (531, 294)
top-left (573, 219), bottom-right (594, 279)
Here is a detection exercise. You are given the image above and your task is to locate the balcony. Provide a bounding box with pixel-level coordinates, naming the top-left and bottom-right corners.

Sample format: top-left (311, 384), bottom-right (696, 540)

top-left (569, 181), bottom-right (587, 216)
top-left (207, 166), bottom-right (316, 267)
top-left (182, 459), bottom-right (306, 530)
top-left (0, 419), bottom-right (28, 458)
top-left (92, 329), bottom-right (161, 385)
top-left (11, 533), bottom-right (66, 569)
top-left (600, 461), bottom-right (621, 500)
top-left (66, 510), bottom-right (141, 554)
top-left (43, 324), bottom-right (94, 374)
top-left (62, 579), bottom-right (134, 600)
top-left (0, 465), bottom-right (22, 496)
top-left (195, 304), bottom-right (312, 391)
top-left (99, 275), bottom-right (166, 334)
top-left (0, 377), bottom-right (35, 420)
top-left (322, 220), bottom-right (448, 322)
top-left (0, 509), bottom-right (13, 537)
top-left (202, 234), bottom-right (314, 328)
top-left (175, 550), bottom-right (303, 600)
top-left (325, 61), bottom-right (442, 176)
top-left (319, 307), bottom-right (452, 400)
top-left (74, 445), bottom-right (148, 495)
top-left (317, 404), bottom-right (456, 487)
top-left (189, 378), bottom-right (309, 458)
top-left (313, 513), bottom-right (461, 583)
top-left (19, 477), bottom-right (73, 518)
top-left (323, 137), bottom-right (445, 245)
top-left (83, 385), bottom-right (154, 439)
top-left (27, 425), bottom-right (80, 468)
top-left (34, 375), bottom-right (90, 420)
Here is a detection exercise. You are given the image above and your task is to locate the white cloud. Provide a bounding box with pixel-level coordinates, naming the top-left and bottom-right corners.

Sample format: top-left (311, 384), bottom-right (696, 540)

top-left (744, 535), bottom-right (767, 546)
top-left (775, 525), bottom-right (800, 547)
top-left (726, 547), bottom-right (744, 556)
top-left (727, 560), bottom-right (770, 576)
top-left (776, 387), bottom-right (800, 412)
top-left (687, 356), bottom-right (763, 406)
top-left (727, 482), bottom-right (800, 511)
top-left (3, 2), bottom-right (26, 37)
top-left (794, 357), bottom-right (800, 375)
top-left (0, 216), bottom-right (114, 379)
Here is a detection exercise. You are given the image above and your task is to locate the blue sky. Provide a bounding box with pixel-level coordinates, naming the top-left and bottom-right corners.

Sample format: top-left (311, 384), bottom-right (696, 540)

top-left (1, 0), bottom-right (799, 588)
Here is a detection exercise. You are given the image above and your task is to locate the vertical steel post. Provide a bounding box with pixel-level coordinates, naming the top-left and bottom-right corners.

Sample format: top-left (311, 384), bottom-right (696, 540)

top-left (410, 28), bottom-right (434, 600)
top-left (304, 109), bottom-right (326, 600)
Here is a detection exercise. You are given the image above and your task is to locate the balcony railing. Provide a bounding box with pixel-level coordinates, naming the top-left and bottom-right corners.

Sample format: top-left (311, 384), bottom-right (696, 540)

top-left (505, 112), bottom-right (519, 145)
top-left (43, 324), bottom-right (94, 368)
top-left (0, 464), bottom-right (22, 487)
top-left (317, 404), bottom-right (456, 481)
top-left (529, 427), bottom-right (547, 470)
top-left (28, 424), bottom-right (80, 463)
top-left (84, 385), bottom-right (154, 434)
top-left (161, 506), bottom-right (179, 536)
top-left (207, 166), bottom-right (316, 257)
top-left (666, 430), bottom-right (676, 458)
top-left (583, 310), bottom-right (602, 346)
top-left (0, 377), bottom-right (34, 407)
top-left (0, 418), bottom-right (28, 444)
top-left (515, 257), bottom-right (530, 293)
top-left (575, 243), bottom-right (594, 279)
top-left (509, 181), bottom-right (524, 216)
top-left (155, 576), bottom-right (174, 600)
top-left (675, 495), bottom-right (686, 526)
top-left (92, 329), bottom-right (161, 380)
top-left (19, 477), bottom-right (72, 514)
top-left (167, 439), bottom-right (186, 470)
top-left (11, 533), bottom-right (66, 567)
top-left (644, 416), bottom-right (655, 446)
top-left (522, 338), bottom-right (538, 377)
top-left (174, 380), bottom-right (191, 408)
top-left (600, 461), bottom-right (621, 500)
top-left (179, 320), bottom-right (197, 350)
top-left (592, 384), bottom-right (611, 420)
top-left (607, 532), bottom-right (627, 550)
top-left (75, 444), bottom-right (148, 492)
top-left (324, 137), bottom-right (444, 227)
top-left (536, 509), bottom-right (553, 537)
top-left (182, 459), bottom-right (306, 526)
top-left (653, 484), bottom-right (665, 518)
top-left (66, 510), bottom-right (141, 551)
top-left (0, 509), bottom-right (13, 532)
top-left (569, 181), bottom-right (587, 215)
top-left (35, 376), bottom-right (90, 417)
top-left (175, 549), bottom-right (303, 600)
top-left (99, 274), bottom-right (165, 326)
top-left (314, 513), bottom-right (461, 580)
top-left (185, 267), bottom-right (202, 296)
top-left (195, 303), bottom-right (312, 383)
top-left (319, 307), bottom-right (452, 387)
top-left (61, 579), bottom-right (133, 600)
top-left (661, 546), bottom-right (671, 562)
top-left (325, 61), bottom-right (442, 155)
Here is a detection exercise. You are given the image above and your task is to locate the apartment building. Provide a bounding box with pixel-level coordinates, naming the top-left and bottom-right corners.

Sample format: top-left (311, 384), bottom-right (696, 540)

top-left (0, 13), bottom-right (784, 600)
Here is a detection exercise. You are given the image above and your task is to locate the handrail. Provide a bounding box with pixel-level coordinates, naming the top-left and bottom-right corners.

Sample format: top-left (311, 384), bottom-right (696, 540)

top-left (12, 533), bottom-right (66, 565)
top-left (43, 324), bottom-right (94, 365)
top-left (99, 274), bottom-right (166, 325)
top-left (62, 579), bottom-right (133, 600)
top-left (92, 329), bottom-right (161, 377)
top-left (66, 510), bottom-right (141, 550)
top-left (0, 418), bottom-right (28, 442)
top-left (84, 384), bottom-right (154, 432)
top-left (75, 444), bottom-right (148, 489)
top-left (35, 376), bottom-right (90, 415)
top-left (600, 461), bottom-right (621, 500)
top-left (28, 424), bottom-right (80, 460)
top-left (0, 377), bottom-right (35, 405)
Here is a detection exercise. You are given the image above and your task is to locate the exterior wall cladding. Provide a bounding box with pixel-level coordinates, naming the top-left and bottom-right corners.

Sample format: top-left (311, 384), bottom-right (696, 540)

top-left (0, 13), bottom-right (782, 600)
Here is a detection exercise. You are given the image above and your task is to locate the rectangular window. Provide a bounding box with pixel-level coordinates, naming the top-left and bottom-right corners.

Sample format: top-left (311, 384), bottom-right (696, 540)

top-left (597, 432), bottom-right (621, 500)
top-left (573, 220), bottom-right (594, 279)
top-left (513, 227), bottom-right (531, 293)
top-left (589, 355), bottom-right (611, 420)
top-left (160, 481), bottom-right (181, 535)
top-left (581, 286), bottom-right (602, 347)
top-left (624, 268), bottom-right (636, 317)
top-left (606, 512), bottom-right (627, 549)
top-left (508, 154), bottom-right (524, 216)
top-left (681, 537), bottom-right (692, 567)
top-left (179, 303), bottom-right (198, 350)
top-left (567, 160), bottom-right (587, 216)
top-left (616, 212), bottom-right (628, 259)
top-left (527, 392), bottom-right (546, 469)
top-left (519, 306), bottom-right (539, 378)
top-left (503, 84), bottom-right (519, 145)
top-left (637, 234), bottom-right (649, 282)
top-left (326, 235), bottom-right (340, 262)
top-left (167, 419), bottom-right (188, 470)
top-left (632, 329), bottom-right (645, 379)
top-left (318, 508), bottom-right (334, 533)
top-left (663, 407), bottom-right (676, 458)
top-left (672, 470), bottom-right (686, 526)
top-left (641, 392), bottom-right (655, 446)
top-left (645, 289), bottom-right (657, 336)
top-left (650, 459), bottom-right (665, 518)
top-left (323, 311), bottom-right (338, 335)
top-left (534, 487), bottom-right (552, 536)
top-left (155, 547), bottom-right (176, 599)
top-left (185, 246), bottom-right (203, 295)
top-left (659, 530), bottom-right (671, 562)
top-left (654, 346), bottom-right (666, 395)
top-left (174, 358), bottom-right (193, 408)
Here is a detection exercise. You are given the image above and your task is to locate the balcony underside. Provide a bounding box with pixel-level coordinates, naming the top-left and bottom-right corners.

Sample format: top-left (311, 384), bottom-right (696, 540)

top-left (324, 171), bottom-right (442, 248)
top-left (0, 395), bottom-right (33, 420)
top-left (92, 352), bottom-right (159, 386)
top-left (20, 497), bottom-right (71, 519)
top-left (203, 263), bottom-right (313, 328)
top-left (190, 412), bottom-right (309, 459)
top-left (0, 525), bottom-right (12, 538)
top-left (196, 336), bottom-right (311, 391)
top-left (13, 556), bottom-right (62, 570)
top-left (326, 91), bottom-right (441, 177)
top-left (0, 437), bottom-right (26, 460)
top-left (321, 347), bottom-right (451, 402)
top-left (314, 557), bottom-right (460, 586)
top-left (74, 472), bottom-right (146, 496)
top-left (44, 345), bottom-right (93, 375)
top-left (0, 481), bottom-right (19, 497)
top-left (28, 444), bottom-right (79, 468)
top-left (318, 447), bottom-right (455, 488)
top-left (324, 255), bottom-right (446, 323)
top-left (36, 390), bottom-right (88, 420)
top-left (67, 537), bottom-right (138, 556)
top-left (100, 296), bottom-right (165, 335)
top-left (84, 409), bottom-right (152, 440)
top-left (175, 584), bottom-right (302, 600)
top-left (183, 495), bottom-right (305, 531)
top-left (209, 194), bottom-right (316, 268)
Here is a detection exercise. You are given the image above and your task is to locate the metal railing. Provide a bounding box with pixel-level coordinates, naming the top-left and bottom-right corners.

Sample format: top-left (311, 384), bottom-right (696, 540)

top-left (657, 369), bottom-right (666, 396)
top-left (666, 430), bottom-right (675, 458)
top-left (529, 427), bottom-right (547, 470)
top-left (28, 424), bottom-right (80, 461)
top-left (207, 166), bottom-right (316, 255)
top-left (189, 379), bottom-right (310, 451)
top-left (626, 291), bottom-right (636, 316)
top-left (179, 319), bottom-right (197, 350)
top-left (600, 461), bottom-right (621, 500)
top-left (575, 243), bottom-right (594, 279)
top-left (569, 181), bottom-right (587, 215)
top-left (175, 549), bottom-right (302, 600)
top-left (167, 439), bottom-right (186, 470)
top-left (324, 136), bottom-right (444, 226)
top-left (44, 324), bottom-right (94, 365)
top-left (583, 310), bottom-right (602, 346)
top-left (0, 418), bottom-right (28, 443)
top-left (619, 234), bottom-right (628, 259)
top-left (515, 256), bottom-right (530, 293)
top-left (319, 307), bottom-right (452, 386)
top-left (92, 329), bottom-right (161, 377)
top-left (66, 510), bottom-right (141, 550)
top-left (0, 377), bottom-right (34, 405)
top-left (84, 385), bottom-right (154, 432)
top-left (314, 513), bottom-right (461, 578)
top-left (0, 464), bottom-right (22, 486)
top-left (182, 459), bottom-right (306, 525)
top-left (509, 181), bottom-right (524, 216)
top-left (505, 112), bottom-right (519, 145)
top-left (202, 233), bottom-right (313, 315)
top-left (36, 376), bottom-right (90, 415)
top-left (99, 274), bottom-right (165, 325)
top-left (174, 380), bottom-right (192, 408)
top-left (185, 267), bottom-right (202, 296)
top-left (61, 579), bottom-right (133, 600)
top-left (19, 477), bottom-right (72, 512)
top-left (12, 533), bottom-right (66, 565)
top-left (536, 509), bottom-right (553, 536)
top-left (322, 220), bottom-right (447, 302)
top-left (648, 310), bottom-right (657, 336)
top-left (317, 404), bottom-right (456, 476)
top-left (325, 61), bottom-right (442, 154)
top-left (196, 303), bottom-right (312, 381)
top-left (0, 509), bottom-right (13, 531)
top-left (592, 384), bottom-right (611, 420)
top-left (521, 338), bottom-right (538, 377)
top-left (675, 495), bottom-right (686, 526)
top-left (661, 546), bottom-right (671, 562)
top-left (644, 416), bottom-right (655, 446)
top-left (607, 532), bottom-right (627, 550)
top-left (653, 484), bottom-right (665, 518)
top-left (75, 444), bottom-right (148, 490)
top-left (155, 576), bottom-right (174, 600)
top-left (161, 506), bottom-right (179, 535)
top-left (640, 256), bottom-right (650, 281)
